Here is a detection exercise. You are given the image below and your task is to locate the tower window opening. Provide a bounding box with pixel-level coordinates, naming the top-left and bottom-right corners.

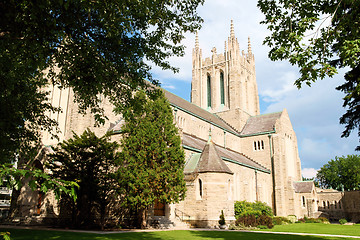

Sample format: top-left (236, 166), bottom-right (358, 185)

top-left (220, 71), bottom-right (225, 105)
top-left (207, 75), bottom-right (212, 108)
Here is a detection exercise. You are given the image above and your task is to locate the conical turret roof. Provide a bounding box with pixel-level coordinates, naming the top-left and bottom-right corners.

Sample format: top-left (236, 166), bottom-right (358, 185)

top-left (196, 139), bottom-right (233, 174)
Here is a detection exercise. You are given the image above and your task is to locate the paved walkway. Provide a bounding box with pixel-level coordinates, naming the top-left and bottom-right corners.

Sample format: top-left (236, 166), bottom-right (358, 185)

top-left (1, 225), bottom-right (360, 238)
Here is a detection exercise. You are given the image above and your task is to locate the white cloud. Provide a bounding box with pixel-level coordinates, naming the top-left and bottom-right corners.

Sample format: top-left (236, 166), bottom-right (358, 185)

top-left (302, 168), bottom-right (318, 179)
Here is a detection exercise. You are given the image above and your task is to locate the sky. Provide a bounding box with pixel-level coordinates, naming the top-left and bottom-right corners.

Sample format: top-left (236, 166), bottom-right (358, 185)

top-left (150, 0), bottom-right (358, 178)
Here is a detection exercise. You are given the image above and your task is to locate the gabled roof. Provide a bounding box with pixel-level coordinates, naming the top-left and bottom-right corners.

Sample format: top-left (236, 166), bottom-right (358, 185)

top-left (293, 181), bottom-right (315, 193)
top-left (196, 140), bottom-right (233, 174)
top-left (240, 112), bottom-right (281, 136)
top-left (164, 90), bottom-right (239, 135)
top-left (182, 133), bottom-right (270, 173)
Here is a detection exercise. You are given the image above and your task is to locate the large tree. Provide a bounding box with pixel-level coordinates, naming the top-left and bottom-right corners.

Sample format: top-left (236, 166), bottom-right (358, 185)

top-left (116, 89), bottom-right (186, 229)
top-left (0, 0), bottom-right (204, 164)
top-left (257, 0), bottom-right (360, 149)
top-left (317, 154), bottom-right (360, 191)
top-left (46, 129), bottom-right (120, 229)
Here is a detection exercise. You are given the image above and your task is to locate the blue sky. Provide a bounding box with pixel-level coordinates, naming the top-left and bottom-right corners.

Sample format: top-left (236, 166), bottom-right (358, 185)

top-left (150, 0), bottom-right (358, 178)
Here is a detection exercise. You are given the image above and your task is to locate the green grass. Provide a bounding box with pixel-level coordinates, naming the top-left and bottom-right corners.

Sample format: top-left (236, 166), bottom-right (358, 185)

top-left (263, 223), bottom-right (360, 237)
top-left (0, 228), bottom-right (355, 240)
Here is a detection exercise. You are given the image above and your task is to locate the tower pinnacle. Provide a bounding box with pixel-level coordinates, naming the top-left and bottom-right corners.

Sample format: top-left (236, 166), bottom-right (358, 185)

top-left (248, 36), bottom-right (252, 54)
top-left (195, 31), bottom-right (199, 49)
top-left (230, 19), bottom-right (235, 39)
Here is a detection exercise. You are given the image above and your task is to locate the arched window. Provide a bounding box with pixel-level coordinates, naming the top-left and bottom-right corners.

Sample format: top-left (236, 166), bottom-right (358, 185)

top-left (323, 201), bottom-right (326, 208)
top-left (207, 75), bottom-right (212, 108)
top-left (339, 201), bottom-right (342, 209)
top-left (261, 140), bottom-right (264, 150)
top-left (302, 196), bottom-right (306, 207)
top-left (334, 201), bottom-right (337, 209)
top-left (254, 141), bottom-right (257, 151)
top-left (220, 71), bottom-right (225, 105)
top-left (327, 201), bottom-right (330, 209)
top-left (257, 141), bottom-right (261, 150)
top-left (199, 179), bottom-right (203, 199)
top-left (228, 179), bottom-right (231, 200)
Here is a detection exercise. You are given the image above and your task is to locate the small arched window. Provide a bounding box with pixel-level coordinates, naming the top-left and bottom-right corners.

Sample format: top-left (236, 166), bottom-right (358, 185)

top-left (323, 201), bottom-right (326, 208)
top-left (327, 201), bottom-right (330, 209)
top-left (220, 71), bottom-right (225, 105)
top-left (261, 140), bottom-right (264, 150)
top-left (257, 141), bottom-right (261, 150)
top-left (207, 75), bottom-right (212, 108)
top-left (334, 201), bottom-right (337, 209)
top-left (199, 179), bottom-right (203, 199)
top-left (254, 141), bottom-right (257, 151)
top-left (339, 201), bottom-right (342, 209)
top-left (302, 196), bottom-right (306, 207)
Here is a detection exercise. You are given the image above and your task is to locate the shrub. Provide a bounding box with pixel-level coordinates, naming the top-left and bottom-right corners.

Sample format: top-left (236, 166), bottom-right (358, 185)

top-left (272, 216), bottom-right (291, 225)
top-left (219, 210), bottom-right (226, 225)
top-left (234, 201), bottom-right (273, 219)
top-left (287, 215), bottom-right (297, 223)
top-left (339, 218), bottom-right (348, 225)
top-left (318, 217), bottom-right (330, 223)
top-left (257, 225), bottom-right (268, 229)
top-left (235, 214), bottom-right (274, 229)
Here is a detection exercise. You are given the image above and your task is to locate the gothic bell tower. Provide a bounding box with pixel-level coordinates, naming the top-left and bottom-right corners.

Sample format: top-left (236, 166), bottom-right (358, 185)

top-left (191, 20), bottom-right (260, 118)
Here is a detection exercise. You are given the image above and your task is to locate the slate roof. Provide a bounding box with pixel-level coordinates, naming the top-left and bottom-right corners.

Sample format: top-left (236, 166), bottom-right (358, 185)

top-left (196, 140), bottom-right (233, 174)
top-left (182, 133), bottom-right (270, 173)
top-left (240, 112), bottom-right (282, 136)
top-left (293, 181), bottom-right (314, 193)
top-left (164, 90), bottom-right (239, 135)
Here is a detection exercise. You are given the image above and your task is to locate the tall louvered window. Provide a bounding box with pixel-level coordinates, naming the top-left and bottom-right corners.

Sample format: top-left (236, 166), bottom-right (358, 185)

top-left (207, 75), bottom-right (211, 108)
top-left (220, 71), bottom-right (225, 105)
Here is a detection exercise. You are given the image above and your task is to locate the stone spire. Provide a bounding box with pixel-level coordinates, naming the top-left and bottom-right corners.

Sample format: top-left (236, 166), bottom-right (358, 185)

top-left (230, 19), bottom-right (235, 39)
top-left (248, 36), bottom-right (252, 54)
top-left (195, 31), bottom-right (199, 49)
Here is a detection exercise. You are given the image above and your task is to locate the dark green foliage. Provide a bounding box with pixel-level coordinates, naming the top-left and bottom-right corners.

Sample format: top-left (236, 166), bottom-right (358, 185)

top-left (235, 214), bottom-right (274, 229)
top-left (234, 200), bottom-right (273, 219)
top-left (316, 155), bottom-right (360, 191)
top-left (0, 0), bottom-right (204, 164)
top-left (116, 90), bottom-right (186, 228)
top-left (339, 218), bottom-right (348, 225)
top-left (272, 216), bottom-right (291, 225)
top-left (257, 0), bottom-right (360, 149)
top-left (47, 129), bottom-right (120, 229)
top-left (296, 217), bottom-right (328, 224)
top-left (219, 210), bottom-right (226, 225)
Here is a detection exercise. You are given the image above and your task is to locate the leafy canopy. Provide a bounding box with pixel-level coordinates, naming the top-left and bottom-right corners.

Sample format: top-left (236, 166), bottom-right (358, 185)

top-left (0, 0), bottom-right (204, 163)
top-left (116, 89), bottom-right (186, 216)
top-left (316, 154), bottom-right (360, 191)
top-left (258, 0), bottom-right (360, 149)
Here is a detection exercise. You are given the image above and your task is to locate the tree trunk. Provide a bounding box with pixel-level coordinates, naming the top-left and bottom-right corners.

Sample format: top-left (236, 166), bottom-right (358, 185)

top-left (137, 208), bottom-right (147, 229)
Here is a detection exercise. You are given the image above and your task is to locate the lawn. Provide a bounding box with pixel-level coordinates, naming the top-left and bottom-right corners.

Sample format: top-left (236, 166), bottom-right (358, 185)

top-left (264, 223), bottom-right (360, 237)
top-left (0, 228), bottom-right (356, 240)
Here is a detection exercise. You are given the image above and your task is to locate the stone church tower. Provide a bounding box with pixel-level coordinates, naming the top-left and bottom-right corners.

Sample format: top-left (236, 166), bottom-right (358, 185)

top-left (191, 20), bottom-right (260, 131)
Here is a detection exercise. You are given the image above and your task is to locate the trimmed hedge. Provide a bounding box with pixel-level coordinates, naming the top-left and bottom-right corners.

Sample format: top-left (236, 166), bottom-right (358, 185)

top-left (235, 214), bottom-right (274, 229)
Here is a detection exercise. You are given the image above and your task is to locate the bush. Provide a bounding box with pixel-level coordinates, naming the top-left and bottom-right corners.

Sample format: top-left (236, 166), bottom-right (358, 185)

top-left (257, 225), bottom-right (268, 229)
top-left (235, 214), bottom-right (274, 229)
top-left (219, 210), bottom-right (226, 225)
top-left (234, 201), bottom-right (273, 219)
top-left (272, 216), bottom-right (291, 225)
top-left (339, 218), bottom-right (348, 225)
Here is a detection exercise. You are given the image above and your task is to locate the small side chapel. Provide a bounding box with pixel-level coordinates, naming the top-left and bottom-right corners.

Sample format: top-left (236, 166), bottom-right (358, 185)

top-left (15, 21), bottom-right (306, 228)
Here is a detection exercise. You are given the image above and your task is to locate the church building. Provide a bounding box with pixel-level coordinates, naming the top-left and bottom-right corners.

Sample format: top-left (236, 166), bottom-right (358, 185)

top-left (15, 22), bottom-right (309, 227)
